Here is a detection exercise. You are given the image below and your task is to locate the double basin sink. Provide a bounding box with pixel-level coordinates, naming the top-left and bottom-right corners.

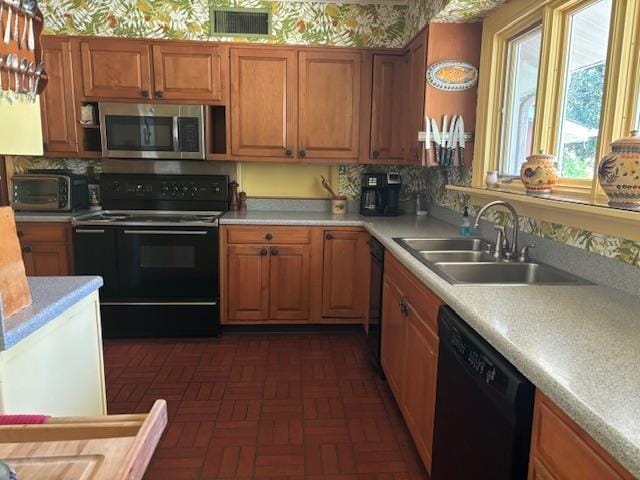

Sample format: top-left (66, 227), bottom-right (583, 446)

top-left (395, 238), bottom-right (591, 286)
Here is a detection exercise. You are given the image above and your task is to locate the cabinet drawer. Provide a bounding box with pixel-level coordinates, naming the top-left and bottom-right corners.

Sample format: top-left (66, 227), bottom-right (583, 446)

top-left (227, 227), bottom-right (311, 245)
top-left (530, 392), bottom-right (633, 480)
top-left (16, 222), bottom-right (69, 243)
top-left (385, 253), bottom-right (442, 333)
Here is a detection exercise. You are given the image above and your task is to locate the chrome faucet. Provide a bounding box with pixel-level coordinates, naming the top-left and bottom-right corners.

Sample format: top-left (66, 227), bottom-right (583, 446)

top-left (473, 201), bottom-right (520, 260)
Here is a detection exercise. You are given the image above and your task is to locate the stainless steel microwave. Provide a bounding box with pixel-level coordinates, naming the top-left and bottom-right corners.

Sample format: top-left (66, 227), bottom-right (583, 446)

top-left (99, 103), bottom-right (206, 160)
top-left (11, 173), bottom-right (89, 212)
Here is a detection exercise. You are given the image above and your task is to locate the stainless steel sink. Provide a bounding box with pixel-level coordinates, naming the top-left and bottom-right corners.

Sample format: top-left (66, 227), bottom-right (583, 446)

top-left (433, 262), bottom-right (591, 285)
top-left (419, 251), bottom-right (495, 263)
top-left (398, 238), bottom-right (488, 252)
top-left (394, 237), bottom-right (591, 286)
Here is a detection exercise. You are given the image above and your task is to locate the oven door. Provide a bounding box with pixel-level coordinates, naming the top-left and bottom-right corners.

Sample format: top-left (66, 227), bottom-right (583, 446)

top-left (99, 103), bottom-right (205, 160)
top-left (11, 177), bottom-right (65, 211)
top-left (116, 226), bottom-right (218, 300)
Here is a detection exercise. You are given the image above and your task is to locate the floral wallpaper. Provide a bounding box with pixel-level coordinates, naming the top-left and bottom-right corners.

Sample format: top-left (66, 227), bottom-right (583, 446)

top-left (41, 0), bottom-right (408, 48)
top-left (337, 164), bottom-right (640, 269)
top-left (433, 0), bottom-right (508, 23)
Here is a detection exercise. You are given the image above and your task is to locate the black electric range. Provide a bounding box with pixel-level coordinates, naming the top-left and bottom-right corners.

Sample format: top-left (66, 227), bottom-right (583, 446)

top-left (73, 173), bottom-right (229, 338)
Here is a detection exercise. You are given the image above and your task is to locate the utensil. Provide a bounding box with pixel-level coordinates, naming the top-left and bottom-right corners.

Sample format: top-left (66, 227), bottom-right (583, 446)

top-left (26, 59), bottom-right (33, 93)
top-left (30, 60), bottom-right (43, 102)
top-left (0, 57), bottom-right (4, 100)
top-left (3, 55), bottom-right (11, 104)
top-left (320, 176), bottom-right (337, 197)
top-left (447, 115), bottom-right (458, 167)
top-left (430, 117), bottom-right (441, 165)
top-left (22, 0), bottom-right (35, 51)
top-left (19, 3), bottom-right (27, 49)
top-left (19, 57), bottom-right (27, 94)
top-left (12, 0), bottom-right (19, 43)
top-left (10, 54), bottom-right (18, 98)
top-left (456, 116), bottom-right (466, 166)
top-left (3, 1), bottom-right (12, 44)
top-left (440, 115), bottom-right (448, 165)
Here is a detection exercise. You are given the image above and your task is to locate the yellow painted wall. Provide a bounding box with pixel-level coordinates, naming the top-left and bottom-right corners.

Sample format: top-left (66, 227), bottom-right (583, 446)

top-left (0, 97), bottom-right (43, 156)
top-left (238, 163), bottom-right (340, 198)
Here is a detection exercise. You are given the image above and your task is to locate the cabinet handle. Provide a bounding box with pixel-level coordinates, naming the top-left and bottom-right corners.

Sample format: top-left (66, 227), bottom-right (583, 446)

top-left (22, 245), bottom-right (32, 253)
top-left (270, 247), bottom-right (279, 256)
top-left (372, 150), bottom-right (380, 159)
top-left (325, 233), bottom-right (334, 240)
top-left (399, 298), bottom-right (409, 317)
top-left (265, 233), bottom-right (273, 240)
top-left (141, 90), bottom-right (149, 98)
top-left (155, 91), bottom-right (164, 98)
top-left (299, 150), bottom-right (306, 157)
top-left (260, 247), bottom-right (268, 256)
top-left (285, 149), bottom-right (293, 157)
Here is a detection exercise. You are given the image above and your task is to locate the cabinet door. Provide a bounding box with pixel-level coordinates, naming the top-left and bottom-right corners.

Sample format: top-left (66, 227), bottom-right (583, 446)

top-left (230, 48), bottom-right (296, 158)
top-left (298, 51), bottom-right (362, 159)
top-left (152, 44), bottom-right (227, 101)
top-left (269, 245), bottom-right (311, 320)
top-left (370, 54), bottom-right (404, 161)
top-left (406, 32), bottom-right (427, 164)
top-left (41, 37), bottom-right (78, 153)
top-left (380, 277), bottom-right (407, 398)
top-left (22, 244), bottom-right (71, 276)
top-left (227, 245), bottom-right (270, 322)
top-left (80, 39), bottom-right (152, 99)
top-left (321, 231), bottom-right (368, 318)
top-left (403, 303), bottom-right (439, 473)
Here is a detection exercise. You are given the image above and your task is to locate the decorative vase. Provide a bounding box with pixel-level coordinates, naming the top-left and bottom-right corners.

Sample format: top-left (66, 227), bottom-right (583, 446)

top-left (485, 171), bottom-right (499, 188)
top-left (331, 196), bottom-right (347, 215)
top-left (598, 131), bottom-right (640, 211)
top-left (520, 151), bottom-right (559, 196)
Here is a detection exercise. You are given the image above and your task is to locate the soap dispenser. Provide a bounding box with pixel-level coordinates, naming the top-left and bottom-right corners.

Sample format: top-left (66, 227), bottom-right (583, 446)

top-left (460, 205), bottom-right (471, 237)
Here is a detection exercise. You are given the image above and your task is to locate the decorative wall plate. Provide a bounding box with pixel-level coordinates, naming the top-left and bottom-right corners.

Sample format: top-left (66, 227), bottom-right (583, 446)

top-left (426, 61), bottom-right (478, 91)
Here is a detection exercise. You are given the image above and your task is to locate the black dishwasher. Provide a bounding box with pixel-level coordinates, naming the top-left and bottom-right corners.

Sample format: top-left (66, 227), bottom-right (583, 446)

top-left (431, 306), bottom-right (535, 480)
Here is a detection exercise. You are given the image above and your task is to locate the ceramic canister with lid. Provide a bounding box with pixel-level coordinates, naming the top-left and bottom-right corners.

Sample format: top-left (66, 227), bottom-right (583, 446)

top-left (598, 130), bottom-right (640, 210)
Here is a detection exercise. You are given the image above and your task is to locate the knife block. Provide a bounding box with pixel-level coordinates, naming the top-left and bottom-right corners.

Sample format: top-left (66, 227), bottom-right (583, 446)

top-left (0, 207), bottom-right (31, 318)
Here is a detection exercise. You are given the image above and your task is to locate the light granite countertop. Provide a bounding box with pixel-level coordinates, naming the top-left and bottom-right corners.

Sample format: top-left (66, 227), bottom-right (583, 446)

top-left (222, 211), bottom-right (640, 477)
top-left (0, 276), bottom-right (103, 351)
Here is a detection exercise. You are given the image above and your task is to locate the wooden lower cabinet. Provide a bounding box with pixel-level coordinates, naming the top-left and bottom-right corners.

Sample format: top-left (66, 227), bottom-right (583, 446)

top-left (269, 244), bottom-right (311, 320)
top-left (226, 245), bottom-right (270, 322)
top-left (16, 222), bottom-right (73, 276)
top-left (381, 253), bottom-right (442, 474)
top-left (528, 392), bottom-right (634, 480)
top-left (321, 230), bottom-right (369, 318)
top-left (222, 225), bottom-right (369, 324)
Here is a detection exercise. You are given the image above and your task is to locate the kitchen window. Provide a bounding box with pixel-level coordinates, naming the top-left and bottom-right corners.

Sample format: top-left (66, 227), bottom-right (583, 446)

top-left (500, 26), bottom-right (543, 177)
top-left (556, 0), bottom-right (613, 180)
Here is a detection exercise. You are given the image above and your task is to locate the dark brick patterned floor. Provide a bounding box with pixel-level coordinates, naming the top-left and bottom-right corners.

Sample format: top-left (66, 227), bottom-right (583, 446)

top-left (104, 332), bottom-right (428, 479)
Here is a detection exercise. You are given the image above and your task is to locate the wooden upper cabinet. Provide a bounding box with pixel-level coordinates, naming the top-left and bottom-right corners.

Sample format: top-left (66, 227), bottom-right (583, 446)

top-left (230, 48), bottom-right (296, 158)
top-left (321, 230), bottom-right (368, 318)
top-left (40, 37), bottom-right (78, 153)
top-left (298, 51), bottom-right (362, 159)
top-left (528, 392), bottom-right (634, 480)
top-left (370, 54), bottom-right (404, 161)
top-left (227, 245), bottom-right (270, 322)
top-left (269, 245), bottom-right (311, 320)
top-left (80, 39), bottom-right (152, 99)
top-left (406, 31), bottom-right (427, 164)
top-left (152, 44), bottom-right (227, 101)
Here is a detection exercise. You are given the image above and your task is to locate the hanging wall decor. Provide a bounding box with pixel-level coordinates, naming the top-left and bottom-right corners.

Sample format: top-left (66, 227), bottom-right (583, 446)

top-left (426, 60), bottom-right (478, 91)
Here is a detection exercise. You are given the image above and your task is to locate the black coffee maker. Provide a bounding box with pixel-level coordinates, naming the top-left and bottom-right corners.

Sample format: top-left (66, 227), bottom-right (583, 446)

top-left (359, 172), bottom-right (403, 216)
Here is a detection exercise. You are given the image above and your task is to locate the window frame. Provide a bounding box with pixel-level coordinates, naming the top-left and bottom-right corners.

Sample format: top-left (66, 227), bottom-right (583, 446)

top-left (472, 0), bottom-right (640, 203)
top-left (499, 23), bottom-right (544, 178)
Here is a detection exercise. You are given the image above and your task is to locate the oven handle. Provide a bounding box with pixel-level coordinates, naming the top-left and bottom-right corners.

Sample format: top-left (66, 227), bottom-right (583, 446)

top-left (172, 116), bottom-right (180, 152)
top-left (75, 229), bottom-right (106, 234)
top-left (101, 301), bottom-right (218, 306)
top-left (123, 229), bottom-right (209, 235)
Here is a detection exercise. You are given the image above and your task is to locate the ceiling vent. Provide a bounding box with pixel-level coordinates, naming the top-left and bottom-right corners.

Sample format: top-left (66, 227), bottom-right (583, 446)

top-left (210, 8), bottom-right (272, 37)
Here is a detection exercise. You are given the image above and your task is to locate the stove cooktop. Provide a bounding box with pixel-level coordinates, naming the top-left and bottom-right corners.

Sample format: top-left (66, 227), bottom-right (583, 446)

top-left (73, 210), bottom-right (223, 227)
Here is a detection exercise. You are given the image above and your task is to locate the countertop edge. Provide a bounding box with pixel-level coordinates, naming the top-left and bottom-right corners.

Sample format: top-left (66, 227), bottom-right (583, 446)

top-left (1, 276), bottom-right (104, 351)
